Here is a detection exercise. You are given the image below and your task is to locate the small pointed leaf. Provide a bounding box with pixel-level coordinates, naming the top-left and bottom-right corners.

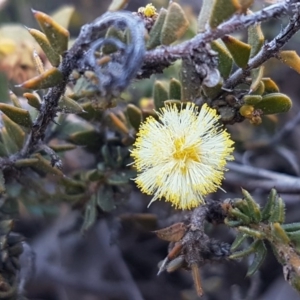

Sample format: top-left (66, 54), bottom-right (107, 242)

top-left (2, 114), bottom-right (25, 150)
top-left (1, 128), bottom-right (19, 154)
top-left (209, 0), bottom-right (241, 28)
top-left (147, 8), bottom-right (167, 49)
top-left (246, 240), bottom-right (267, 276)
top-left (271, 222), bottom-right (290, 244)
top-left (248, 20), bottom-right (264, 57)
top-left (96, 186), bottom-right (115, 212)
top-left (14, 158), bottom-right (39, 168)
top-left (198, 0), bottom-right (214, 32)
top-left (0, 104), bottom-right (32, 127)
top-left (82, 196), bottom-right (97, 232)
top-left (19, 67), bottom-right (63, 90)
top-left (23, 92), bottom-right (41, 110)
top-left (231, 232), bottom-right (248, 251)
top-left (169, 78), bottom-right (182, 100)
top-left (154, 81), bottom-right (169, 109)
top-left (32, 9), bottom-right (69, 54)
top-left (58, 96), bottom-right (84, 114)
top-left (126, 104), bottom-right (142, 131)
top-left (68, 130), bottom-right (102, 147)
top-left (31, 153), bottom-right (64, 176)
top-left (269, 195), bottom-right (285, 224)
top-left (250, 67), bottom-right (264, 93)
top-left (28, 28), bottom-right (60, 67)
top-left (222, 35), bottom-right (251, 68)
top-left (160, 2), bottom-right (189, 45)
top-left (241, 188), bottom-right (261, 222)
top-left (261, 189), bottom-right (277, 221)
top-left (211, 40), bottom-right (233, 79)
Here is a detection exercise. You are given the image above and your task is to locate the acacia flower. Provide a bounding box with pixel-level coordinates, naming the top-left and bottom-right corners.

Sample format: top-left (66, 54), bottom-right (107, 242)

top-left (130, 103), bottom-right (234, 210)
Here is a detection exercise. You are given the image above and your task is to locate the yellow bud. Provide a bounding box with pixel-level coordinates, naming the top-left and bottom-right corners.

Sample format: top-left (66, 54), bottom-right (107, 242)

top-left (239, 104), bottom-right (254, 118)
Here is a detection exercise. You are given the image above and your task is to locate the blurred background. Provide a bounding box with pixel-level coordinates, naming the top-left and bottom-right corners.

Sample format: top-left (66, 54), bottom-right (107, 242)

top-left (1, 0), bottom-right (300, 299)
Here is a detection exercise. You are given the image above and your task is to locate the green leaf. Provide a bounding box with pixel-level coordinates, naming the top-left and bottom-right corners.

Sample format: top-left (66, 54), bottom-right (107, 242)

top-left (82, 196), bottom-right (97, 232)
top-left (1, 127), bottom-right (18, 154)
top-left (28, 28), bottom-right (61, 67)
top-left (286, 229), bottom-right (300, 251)
top-left (282, 223), bottom-right (300, 232)
top-left (33, 9), bottom-right (69, 55)
top-left (10, 91), bottom-right (22, 108)
top-left (271, 222), bottom-right (290, 244)
top-left (238, 226), bottom-right (265, 239)
top-left (211, 40), bottom-right (233, 79)
top-left (198, 0), bottom-right (214, 32)
top-left (58, 96), bottom-right (84, 114)
top-left (254, 93), bottom-right (292, 115)
top-left (231, 232), bottom-right (248, 251)
top-left (241, 189), bottom-right (261, 222)
top-left (246, 240), bottom-right (267, 276)
top-left (154, 81), bottom-right (169, 110)
top-left (160, 2), bottom-right (189, 45)
top-left (209, 0), bottom-right (241, 28)
top-left (248, 20), bottom-right (264, 57)
top-left (243, 95), bottom-right (262, 106)
top-left (202, 81), bottom-right (223, 100)
top-left (180, 59), bottom-right (201, 102)
top-left (19, 67), bottom-right (64, 90)
top-left (78, 102), bottom-right (103, 121)
top-left (261, 188), bottom-right (277, 221)
top-left (230, 239), bottom-right (260, 259)
top-left (147, 8), bottom-right (167, 49)
top-left (126, 104), bottom-right (142, 132)
top-left (269, 195), bottom-right (285, 224)
top-left (50, 143), bottom-right (76, 152)
top-left (169, 78), bottom-right (182, 100)
top-left (222, 35), bottom-right (251, 68)
top-left (106, 172), bottom-right (133, 185)
top-left (14, 158), bottom-right (39, 168)
top-left (2, 114), bottom-right (25, 149)
top-left (23, 92), bottom-right (41, 110)
top-left (31, 153), bottom-right (64, 176)
top-left (229, 207), bottom-right (250, 224)
top-left (96, 186), bottom-right (115, 212)
top-left (68, 130), bottom-right (102, 147)
top-left (0, 104), bottom-right (32, 127)
top-left (250, 67), bottom-right (264, 93)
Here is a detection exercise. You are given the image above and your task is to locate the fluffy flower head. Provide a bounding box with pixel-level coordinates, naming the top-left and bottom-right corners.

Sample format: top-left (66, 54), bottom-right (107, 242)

top-left (130, 103), bottom-right (234, 210)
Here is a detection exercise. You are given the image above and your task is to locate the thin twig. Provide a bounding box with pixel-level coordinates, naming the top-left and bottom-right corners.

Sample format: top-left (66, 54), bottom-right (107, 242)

top-left (224, 2), bottom-right (300, 88)
top-left (141, 0), bottom-right (292, 76)
top-left (226, 162), bottom-right (300, 193)
top-left (269, 110), bottom-right (300, 146)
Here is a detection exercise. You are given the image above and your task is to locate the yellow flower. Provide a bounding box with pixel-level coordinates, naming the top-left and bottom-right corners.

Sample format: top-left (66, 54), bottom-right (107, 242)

top-left (130, 103), bottom-right (234, 210)
top-left (138, 3), bottom-right (157, 18)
